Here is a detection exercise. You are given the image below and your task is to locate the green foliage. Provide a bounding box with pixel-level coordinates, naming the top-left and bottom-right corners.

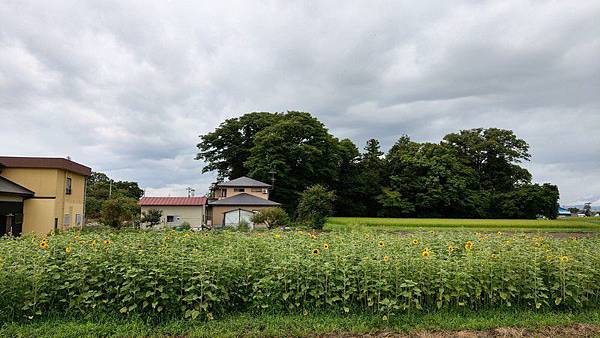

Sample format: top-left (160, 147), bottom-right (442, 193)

top-left (86, 172), bottom-right (144, 219)
top-left (1, 230), bottom-right (600, 323)
top-left (179, 222), bottom-right (191, 230)
top-left (250, 207), bottom-right (289, 229)
top-left (141, 209), bottom-right (162, 226)
top-left (100, 197), bottom-right (139, 229)
top-left (296, 185), bottom-right (335, 229)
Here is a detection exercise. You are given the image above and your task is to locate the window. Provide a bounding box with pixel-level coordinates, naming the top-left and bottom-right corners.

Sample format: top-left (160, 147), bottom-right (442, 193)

top-left (234, 188), bottom-right (245, 192)
top-left (220, 189), bottom-right (227, 197)
top-left (76, 214), bottom-right (82, 226)
top-left (166, 215), bottom-right (175, 222)
top-left (64, 214), bottom-right (71, 226)
top-left (65, 177), bottom-right (72, 195)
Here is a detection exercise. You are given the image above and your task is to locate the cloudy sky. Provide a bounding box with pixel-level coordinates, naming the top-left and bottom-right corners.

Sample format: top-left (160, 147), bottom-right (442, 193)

top-left (1, 1), bottom-right (599, 206)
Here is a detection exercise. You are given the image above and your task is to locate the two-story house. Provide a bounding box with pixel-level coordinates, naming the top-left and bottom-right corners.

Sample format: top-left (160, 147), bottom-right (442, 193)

top-left (207, 176), bottom-right (280, 228)
top-left (0, 156), bottom-right (91, 235)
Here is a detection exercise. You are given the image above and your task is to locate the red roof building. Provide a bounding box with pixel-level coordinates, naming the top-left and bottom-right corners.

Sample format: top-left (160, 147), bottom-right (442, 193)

top-left (138, 196), bottom-right (207, 206)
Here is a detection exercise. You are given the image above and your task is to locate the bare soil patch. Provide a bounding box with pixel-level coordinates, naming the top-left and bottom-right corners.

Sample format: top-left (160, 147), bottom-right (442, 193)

top-left (312, 323), bottom-right (600, 337)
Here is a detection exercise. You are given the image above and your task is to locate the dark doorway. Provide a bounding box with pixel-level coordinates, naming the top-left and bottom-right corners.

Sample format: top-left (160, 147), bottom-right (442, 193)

top-left (0, 201), bottom-right (24, 236)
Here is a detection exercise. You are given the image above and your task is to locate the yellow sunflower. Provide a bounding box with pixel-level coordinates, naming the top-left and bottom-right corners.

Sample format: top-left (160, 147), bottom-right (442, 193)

top-left (65, 246), bottom-right (72, 254)
top-left (204, 233), bottom-right (209, 238)
top-left (323, 243), bottom-right (330, 250)
top-left (39, 241), bottom-right (49, 250)
top-left (421, 248), bottom-right (430, 258)
top-left (312, 248), bottom-right (320, 255)
top-left (491, 253), bottom-right (498, 260)
top-left (464, 240), bottom-right (474, 250)
top-left (383, 255), bottom-right (390, 263)
top-left (411, 239), bottom-right (419, 245)
top-left (447, 245), bottom-right (455, 253)
top-left (378, 241), bottom-right (385, 248)
top-left (560, 255), bottom-right (569, 263)
top-left (103, 239), bottom-right (111, 245)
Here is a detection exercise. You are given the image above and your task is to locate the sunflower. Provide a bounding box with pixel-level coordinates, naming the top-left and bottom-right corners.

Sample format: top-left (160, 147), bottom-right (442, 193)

top-left (490, 253), bottom-right (498, 260)
top-left (312, 248), bottom-right (320, 255)
top-left (103, 239), bottom-right (111, 245)
top-left (203, 233), bottom-right (209, 238)
top-left (91, 240), bottom-right (97, 248)
top-left (447, 245), bottom-right (454, 253)
top-left (421, 248), bottom-right (430, 258)
top-left (39, 241), bottom-right (49, 250)
top-left (378, 241), bottom-right (385, 248)
top-left (496, 231), bottom-right (502, 236)
top-left (383, 255), bottom-right (390, 263)
top-left (411, 239), bottom-right (419, 246)
top-left (570, 236), bottom-right (577, 241)
top-left (65, 246), bottom-right (72, 254)
top-left (464, 240), bottom-right (474, 250)
top-left (323, 243), bottom-right (330, 250)
top-left (560, 255), bottom-right (569, 263)
top-left (545, 255), bottom-right (554, 262)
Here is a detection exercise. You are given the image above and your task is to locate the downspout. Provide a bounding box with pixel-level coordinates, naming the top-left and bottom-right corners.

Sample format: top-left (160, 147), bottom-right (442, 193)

top-left (82, 175), bottom-right (88, 229)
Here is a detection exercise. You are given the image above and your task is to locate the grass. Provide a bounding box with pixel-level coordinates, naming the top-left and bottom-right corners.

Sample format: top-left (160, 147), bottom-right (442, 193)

top-left (3, 308), bottom-right (600, 337)
top-left (326, 217), bottom-right (600, 233)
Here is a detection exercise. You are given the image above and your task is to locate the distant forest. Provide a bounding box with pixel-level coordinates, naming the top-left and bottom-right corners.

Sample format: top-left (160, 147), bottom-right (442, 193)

top-left (197, 111), bottom-right (559, 219)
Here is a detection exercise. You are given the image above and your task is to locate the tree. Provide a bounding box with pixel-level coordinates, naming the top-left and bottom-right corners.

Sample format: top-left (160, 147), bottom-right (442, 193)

top-left (443, 128), bottom-right (531, 192)
top-left (86, 171), bottom-right (144, 219)
top-left (196, 112), bottom-right (282, 179)
top-left (495, 184), bottom-right (559, 219)
top-left (296, 185), bottom-right (336, 229)
top-left (251, 207), bottom-right (289, 229)
top-left (568, 207), bottom-right (580, 214)
top-left (245, 112), bottom-right (341, 211)
top-left (331, 139), bottom-right (363, 216)
top-left (141, 208), bottom-right (163, 226)
top-left (358, 139), bottom-right (386, 217)
top-left (100, 196), bottom-right (139, 229)
top-left (583, 202), bottom-right (592, 217)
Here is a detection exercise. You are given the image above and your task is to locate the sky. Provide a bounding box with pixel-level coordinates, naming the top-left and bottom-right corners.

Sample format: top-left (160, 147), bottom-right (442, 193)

top-left (0, 1), bottom-right (599, 206)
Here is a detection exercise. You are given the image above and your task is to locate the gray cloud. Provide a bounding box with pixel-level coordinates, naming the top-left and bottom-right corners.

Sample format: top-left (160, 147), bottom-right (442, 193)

top-left (0, 0), bottom-right (599, 205)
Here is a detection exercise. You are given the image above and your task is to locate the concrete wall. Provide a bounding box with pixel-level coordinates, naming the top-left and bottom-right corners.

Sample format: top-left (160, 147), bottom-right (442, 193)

top-left (141, 205), bottom-right (204, 227)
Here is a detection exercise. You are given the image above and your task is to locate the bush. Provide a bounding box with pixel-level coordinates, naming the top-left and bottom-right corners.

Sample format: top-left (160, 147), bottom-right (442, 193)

top-left (100, 196), bottom-right (139, 229)
top-left (296, 185), bottom-right (335, 229)
top-left (141, 209), bottom-right (163, 226)
top-left (251, 207), bottom-right (289, 229)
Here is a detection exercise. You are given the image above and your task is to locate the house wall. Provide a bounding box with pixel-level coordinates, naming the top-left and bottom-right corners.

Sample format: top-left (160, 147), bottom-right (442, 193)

top-left (141, 205), bottom-right (204, 227)
top-left (209, 205), bottom-right (272, 227)
top-left (1, 167), bottom-right (87, 233)
top-left (215, 187), bottom-right (269, 200)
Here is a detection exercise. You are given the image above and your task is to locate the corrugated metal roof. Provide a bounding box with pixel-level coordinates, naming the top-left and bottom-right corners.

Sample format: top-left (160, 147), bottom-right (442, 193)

top-left (0, 156), bottom-right (92, 176)
top-left (216, 176), bottom-right (271, 187)
top-left (0, 176), bottom-right (35, 197)
top-left (209, 193), bottom-right (280, 206)
top-left (139, 196), bottom-right (207, 206)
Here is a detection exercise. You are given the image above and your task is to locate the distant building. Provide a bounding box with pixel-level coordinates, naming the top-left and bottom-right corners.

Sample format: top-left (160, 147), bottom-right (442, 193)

top-left (557, 207), bottom-right (571, 218)
top-left (0, 156), bottom-right (91, 235)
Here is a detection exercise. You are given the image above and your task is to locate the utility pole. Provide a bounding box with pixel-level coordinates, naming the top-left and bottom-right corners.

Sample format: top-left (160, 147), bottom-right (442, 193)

top-left (186, 187), bottom-right (195, 197)
top-left (109, 180), bottom-right (112, 198)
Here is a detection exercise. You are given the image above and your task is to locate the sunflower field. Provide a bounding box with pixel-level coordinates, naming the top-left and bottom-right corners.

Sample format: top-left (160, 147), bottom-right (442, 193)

top-left (0, 229), bottom-right (599, 322)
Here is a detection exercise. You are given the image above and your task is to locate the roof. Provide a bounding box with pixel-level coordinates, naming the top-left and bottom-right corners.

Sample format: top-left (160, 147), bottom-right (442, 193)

top-left (139, 196), bottom-right (207, 206)
top-left (209, 193), bottom-right (280, 206)
top-left (216, 176), bottom-right (271, 188)
top-left (0, 176), bottom-right (35, 197)
top-left (0, 156), bottom-right (92, 176)
top-left (558, 207), bottom-right (571, 215)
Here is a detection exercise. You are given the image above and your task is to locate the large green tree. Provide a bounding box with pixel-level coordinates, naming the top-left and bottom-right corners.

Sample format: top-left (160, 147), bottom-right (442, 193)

top-left (442, 128), bottom-right (532, 192)
top-left (86, 172), bottom-right (143, 219)
top-left (245, 112), bottom-right (341, 211)
top-left (196, 112), bottom-right (282, 179)
top-left (331, 139), bottom-right (363, 216)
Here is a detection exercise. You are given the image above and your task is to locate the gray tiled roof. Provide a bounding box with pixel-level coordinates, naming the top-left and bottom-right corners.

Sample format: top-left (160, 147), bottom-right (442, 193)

top-left (0, 176), bottom-right (34, 197)
top-left (216, 176), bottom-right (271, 188)
top-left (209, 193), bottom-right (280, 206)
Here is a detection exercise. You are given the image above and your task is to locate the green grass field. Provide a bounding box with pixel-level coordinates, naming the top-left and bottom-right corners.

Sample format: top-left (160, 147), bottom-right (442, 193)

top-left (327, 217), bottom-right (600, 233)
top-left (3, 309), bottom-right (600, 337)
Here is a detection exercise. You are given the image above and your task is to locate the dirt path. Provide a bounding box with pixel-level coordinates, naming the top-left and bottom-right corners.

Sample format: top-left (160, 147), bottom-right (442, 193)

top-left (312, 323), bottom-right (600, 337)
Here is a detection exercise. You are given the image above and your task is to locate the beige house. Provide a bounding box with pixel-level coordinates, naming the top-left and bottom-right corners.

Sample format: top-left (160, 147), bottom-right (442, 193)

top-left (139, 197), bottom-right (207, 228)
top-left (0, 156), bottom-right (91, 235)
top-left (207, 176), bottom-right (280, 228)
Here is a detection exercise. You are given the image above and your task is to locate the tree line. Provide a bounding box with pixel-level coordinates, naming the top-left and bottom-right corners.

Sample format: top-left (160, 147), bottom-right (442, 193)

top-left (196, 111), bottom-right (559, 219)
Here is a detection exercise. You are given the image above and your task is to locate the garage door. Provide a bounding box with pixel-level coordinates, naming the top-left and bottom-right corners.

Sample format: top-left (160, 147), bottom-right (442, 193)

top-left (223, 209), bottom-right (255, 228)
